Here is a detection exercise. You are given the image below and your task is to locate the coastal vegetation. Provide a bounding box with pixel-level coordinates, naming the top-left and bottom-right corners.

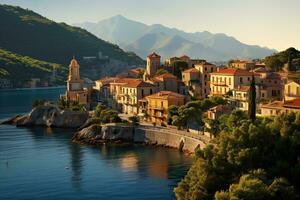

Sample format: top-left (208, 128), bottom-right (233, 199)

top-left (0, 48), bottom-right (66, 86)
top-left (174, 111), bottom-right (300, 199)
top-left (92, 104), bottom-right (122, 124)
top-left (264, 47), bottom-right (300, 72)
top-left (169, 96), bottom-right (226, 130)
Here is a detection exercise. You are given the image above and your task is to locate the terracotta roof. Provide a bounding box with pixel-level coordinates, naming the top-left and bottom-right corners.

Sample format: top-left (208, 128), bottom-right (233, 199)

top-left (211, 68), bottom-right (254, 76)
top-left (180, 55), bottom-right (190, 59)
top-left (145, 91), bottom-right (184, 100)
top-left (129, 68), bottom-right (143, 74)
top-left (283, 99), bottom-right (300, 108)
top-left (147, 52), bottom-right (161, 58)
top-left (123, 80), bottom-right (154, 88)
top-left (233, 85), bottom-right (250, 92)
top-left (155, 73), bottom-right (177, 79)
top-left (182, 68), bottom-right (199, 73)
top-left (261, 101), bottom-right (284, 109)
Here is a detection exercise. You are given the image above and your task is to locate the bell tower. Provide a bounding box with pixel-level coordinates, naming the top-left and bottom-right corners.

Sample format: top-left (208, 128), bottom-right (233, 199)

top-left (144, 52), bottom-right (161, 80)
top-left (67, 57), bottom-right (83, 91)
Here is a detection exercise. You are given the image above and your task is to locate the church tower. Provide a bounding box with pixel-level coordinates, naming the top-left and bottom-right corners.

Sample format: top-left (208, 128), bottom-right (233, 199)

top-left (65, 57), bottom-right (88, 105)
top-left (67, 57), bottom-right (83, 91)
top-left (144, 52), bottom-right (161, 80)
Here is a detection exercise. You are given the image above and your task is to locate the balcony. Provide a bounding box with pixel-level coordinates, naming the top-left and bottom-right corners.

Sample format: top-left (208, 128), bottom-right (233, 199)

top-left (149, 106), bottom-right (164, 111)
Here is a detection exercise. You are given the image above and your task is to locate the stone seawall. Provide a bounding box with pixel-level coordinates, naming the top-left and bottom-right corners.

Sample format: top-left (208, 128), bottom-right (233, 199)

top-left (134, 127), bottom-right (207, 153)
top-left (73, 124), bottom-right (209, 154)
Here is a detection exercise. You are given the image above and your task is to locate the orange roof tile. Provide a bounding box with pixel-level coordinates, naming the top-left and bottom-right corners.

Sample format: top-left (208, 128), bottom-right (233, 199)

top-left (261, 101), bottom-right (284, 109)
top-left (283, 99), bottom-right (300, 108)
top-left (123, 80), bottom-right (154, 88)
top-left (211, 68), bottom-right (254, 76)
top-left (145, 91), bottom-right (184, 100)
top-left (155, 73), bottom-right (177, 79)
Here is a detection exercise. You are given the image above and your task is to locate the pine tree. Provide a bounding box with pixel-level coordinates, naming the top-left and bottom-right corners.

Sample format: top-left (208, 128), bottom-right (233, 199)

top-left (248, 74), bottom-right (256, 122)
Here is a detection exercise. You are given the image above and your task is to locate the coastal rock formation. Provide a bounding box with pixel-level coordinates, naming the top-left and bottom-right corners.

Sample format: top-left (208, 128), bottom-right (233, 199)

top-left (2, 105), bottom-right (89, 129)
top-left (72, 124), bottom-right (134, 144)
top-left (73, 124), bottom-right (207, 153)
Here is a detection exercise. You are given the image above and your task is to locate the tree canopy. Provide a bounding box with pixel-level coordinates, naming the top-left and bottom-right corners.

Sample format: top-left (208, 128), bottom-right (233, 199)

top-left (174, 111), bottom-right (300, 200)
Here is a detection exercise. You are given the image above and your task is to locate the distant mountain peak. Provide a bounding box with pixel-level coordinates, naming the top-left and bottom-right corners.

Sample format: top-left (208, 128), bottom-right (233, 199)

top-left (75, 15), bottom-right (276, 61)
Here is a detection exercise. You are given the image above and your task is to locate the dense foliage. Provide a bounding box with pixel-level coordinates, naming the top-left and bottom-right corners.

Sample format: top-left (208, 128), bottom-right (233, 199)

top-left (169, 96), bottom-right (227, 130)
top-left (264, 47), bottom-right (300, 71)
top-left (0, 48), bottom-right (65, 86)
top-left (172, 61), bottom-right (189, 79)
top-left (0, 4), bottom-right (143, 65)
top-left (92, 104), bottom-right (121, 124)
top-left (58, 97), bottom-right (85, 111)
top-left (174, 111), bottom-right (300, 199)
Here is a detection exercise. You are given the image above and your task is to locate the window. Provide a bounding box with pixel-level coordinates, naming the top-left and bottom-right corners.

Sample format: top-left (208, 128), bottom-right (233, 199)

top-left (141, 89), bottom-right (144, 97)
top-left (240, 77), bottom-right (243, 83)
top-left (212, 77), bottom-right (215, 82)
top-left (205, 67), bottom-right (207, 71)
top-left (248, 77), bottom-right (250, 81)
top-left (150, 89), bottom-right (153, 94)
top-left (224, 77), bottom-right (227, 83)
top-left (211, 68), bottom-right (213, 72)
top-left (262, 93), bottom-right (265, 98)
top-left (161, 101), bottom-right (163, 107)
top-left (229, 78), bottom-right (232, 85)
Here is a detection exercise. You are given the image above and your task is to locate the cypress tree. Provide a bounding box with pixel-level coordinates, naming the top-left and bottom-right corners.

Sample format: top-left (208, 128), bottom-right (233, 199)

top-left (248, 74), bottom-right (256, 122)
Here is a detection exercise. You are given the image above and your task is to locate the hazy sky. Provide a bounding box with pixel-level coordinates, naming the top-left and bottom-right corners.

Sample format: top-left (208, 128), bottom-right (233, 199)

top-left (0, 0), bottom-right (299, 51)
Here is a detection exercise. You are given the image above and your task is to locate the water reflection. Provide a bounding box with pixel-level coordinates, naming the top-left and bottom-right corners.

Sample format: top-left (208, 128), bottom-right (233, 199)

top-left (119, 153), bottom-right (138, 172)
top-left (69, 143), bottom-right (83, 190)
top-left (96, 144), bottom-right (192, 180)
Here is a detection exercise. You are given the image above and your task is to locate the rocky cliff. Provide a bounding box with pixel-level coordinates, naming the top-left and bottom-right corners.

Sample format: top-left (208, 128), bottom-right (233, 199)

top-left (2, 105), bottom-right (89, 129)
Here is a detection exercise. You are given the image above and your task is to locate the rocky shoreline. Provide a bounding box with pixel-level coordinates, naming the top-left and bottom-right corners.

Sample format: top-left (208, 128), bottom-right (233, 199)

top-left (2, 105), bottom-right (207, 154)
top-left (1, 105), bottom-right (89, 129)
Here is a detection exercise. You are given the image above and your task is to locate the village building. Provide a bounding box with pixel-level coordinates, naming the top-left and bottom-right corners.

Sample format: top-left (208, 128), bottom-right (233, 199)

top-left (284, 80), bottom-right (300, 100)
top-left (150, 73), bottom-right (178, 93)
top-left (210, 68), bottom-right (257, 96)
top-left (182, 68), bottom-right (201, 97)
top-left (194, 62), bottom-right (216, 97)
top-left (230, 60), bottom-right (255, 70)
top-left (231, 85), bottom-right (260, 110)
top-left (207, 105), bottom-right (233, 120)
top-left (257, 71), bottom-right (283, 100)
top-left (65, 58), bottom-right (88, 106)
top-left (120, 80), bottom-right (156, 115)
top-left (143, 52), bottom-right (161, 80)
top-left (140, 91), bottom-right (185, 126)
top-left (261, 98), bottom-right (300, 116)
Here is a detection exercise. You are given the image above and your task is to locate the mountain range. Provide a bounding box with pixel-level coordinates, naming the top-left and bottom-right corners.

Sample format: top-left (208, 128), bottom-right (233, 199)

top-left (0, 5), bottom-right (144, 86)
top-left (74, 15), bottom-right (277, 61)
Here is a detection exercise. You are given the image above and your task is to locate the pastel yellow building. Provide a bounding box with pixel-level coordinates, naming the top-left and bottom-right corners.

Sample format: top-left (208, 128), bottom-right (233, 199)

top-left (66, 58), bottom-right (88, 105)
top-left (230, 60), bottom-right (255, 70)
top-left (143, 91), bottom-right (185, 126)
top-left (285, 80), bottom-right (300, 100)
top-left (120, 80), bottom-right (156, 115)
top-left (210, 68), bottom-right (255, 96)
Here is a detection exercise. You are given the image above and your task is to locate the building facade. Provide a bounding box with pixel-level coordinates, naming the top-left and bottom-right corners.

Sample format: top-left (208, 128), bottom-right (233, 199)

top-left (285, 80), bottom-right (300, 100)
top-left (66, 58), bottom-right (88, 105)
top-left (142, 91), bottom-right (185, 126)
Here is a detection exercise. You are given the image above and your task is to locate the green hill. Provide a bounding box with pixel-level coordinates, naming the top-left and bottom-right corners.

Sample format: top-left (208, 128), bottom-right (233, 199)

top-left (264, 47), bottom-right (300, 72)
top-left (0, 48), bottom-right (66, 87)
top-left (0, 4), bottom-right (143, 66)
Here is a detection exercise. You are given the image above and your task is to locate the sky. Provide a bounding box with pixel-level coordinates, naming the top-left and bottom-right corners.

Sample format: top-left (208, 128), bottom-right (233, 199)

top-left (0, 0), bottom-right (299, 51)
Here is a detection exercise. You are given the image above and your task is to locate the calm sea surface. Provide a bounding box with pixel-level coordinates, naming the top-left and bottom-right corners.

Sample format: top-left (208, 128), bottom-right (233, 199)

top-left (0, 88), bottom-right (192, 200)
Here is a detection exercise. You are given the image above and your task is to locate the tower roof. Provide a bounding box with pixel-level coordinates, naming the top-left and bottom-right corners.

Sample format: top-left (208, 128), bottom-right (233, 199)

top-left (70, 58), bottom-right (79, 67)
top-left (147, 52), bottom-right (161, 58)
